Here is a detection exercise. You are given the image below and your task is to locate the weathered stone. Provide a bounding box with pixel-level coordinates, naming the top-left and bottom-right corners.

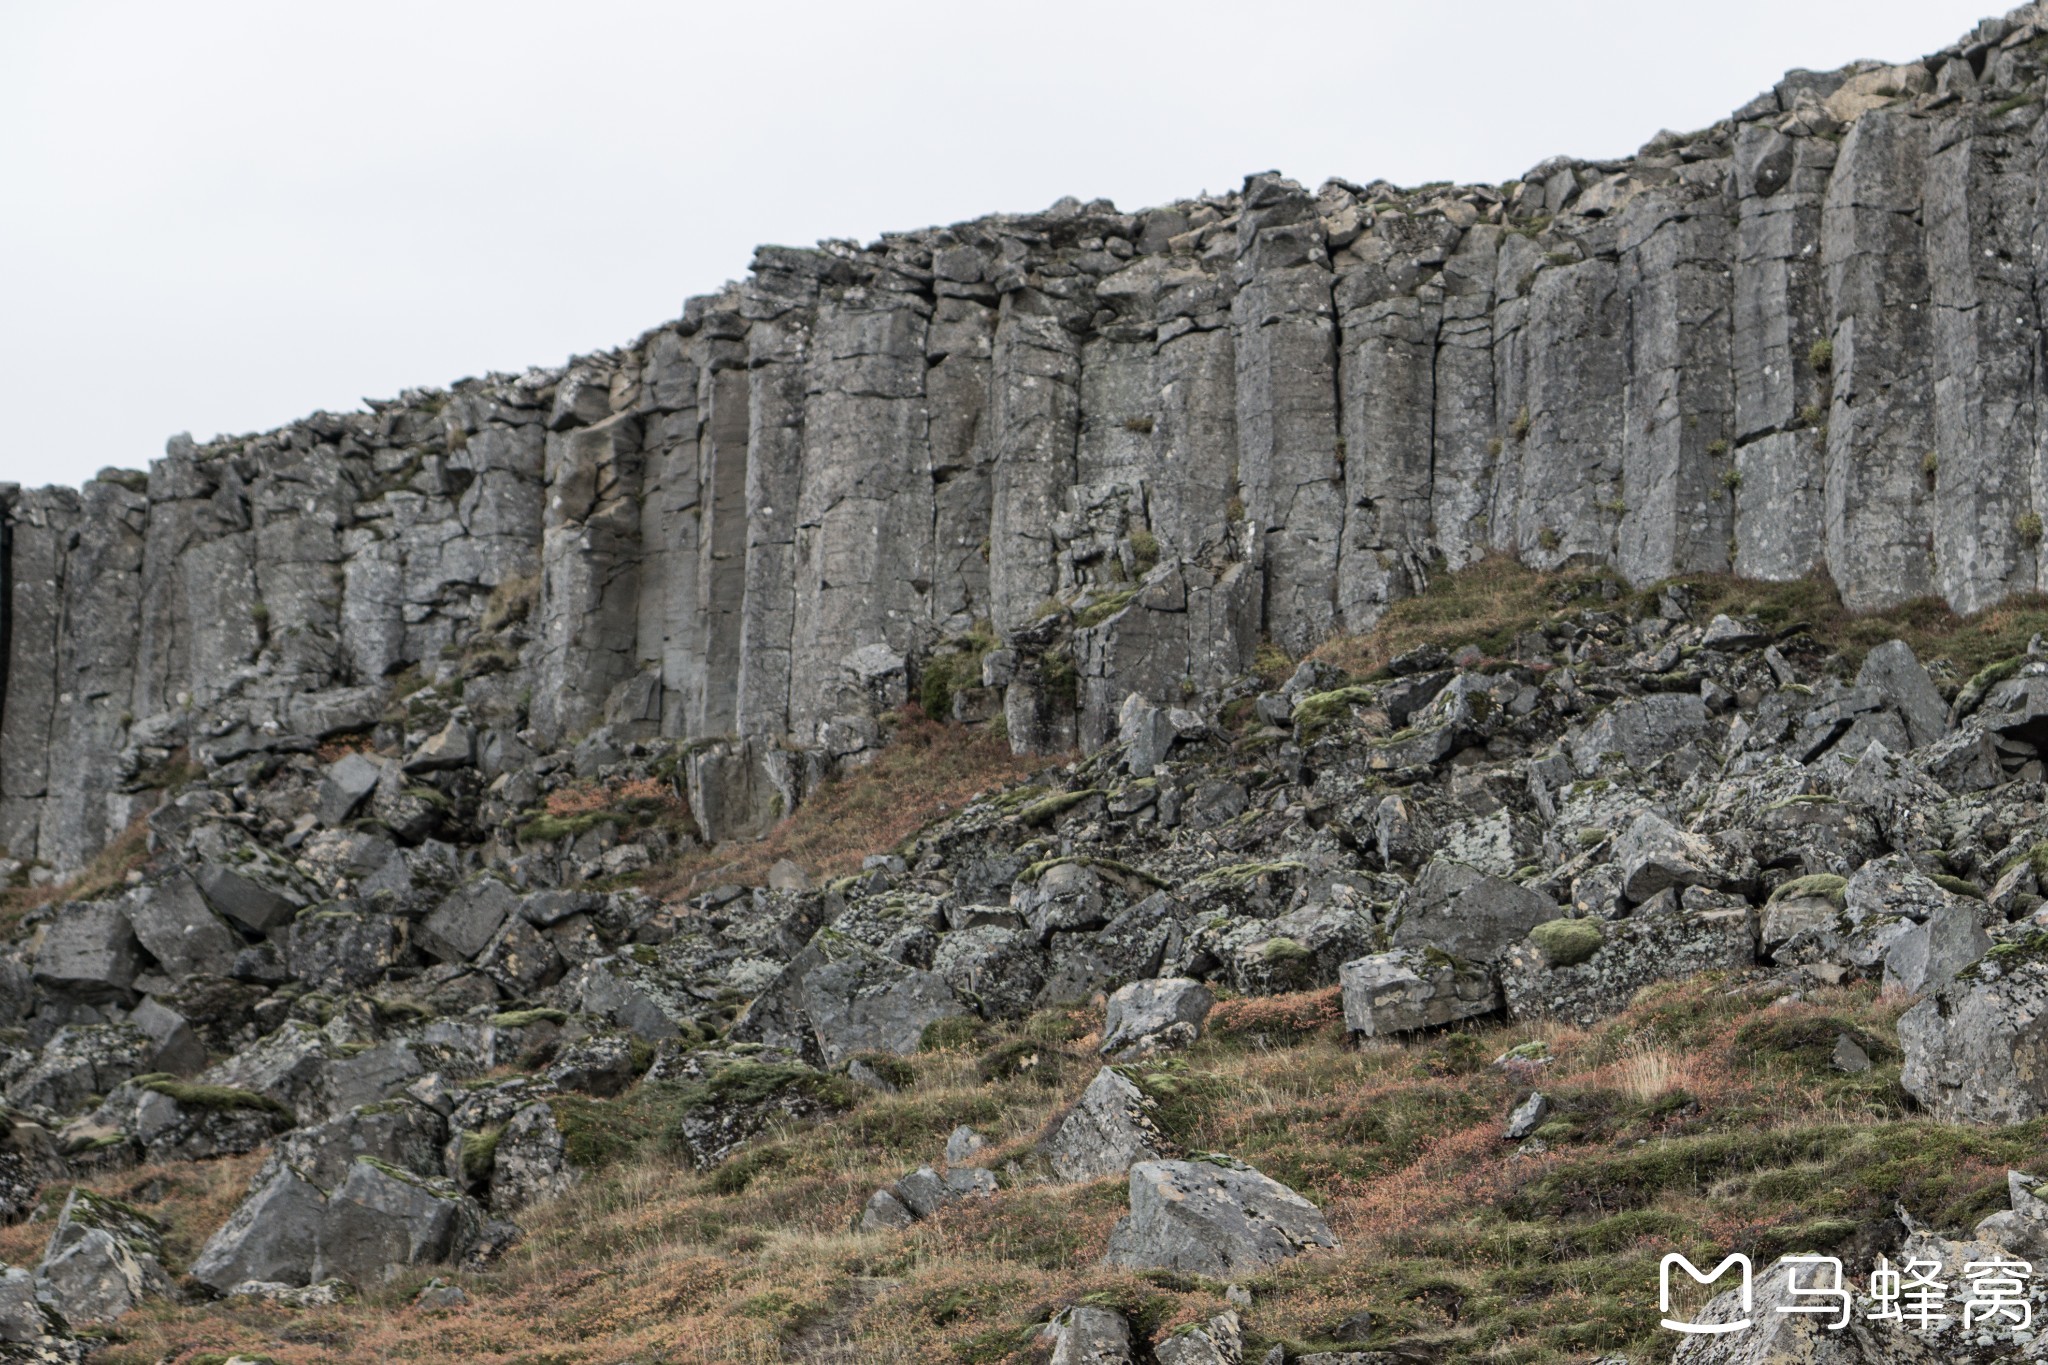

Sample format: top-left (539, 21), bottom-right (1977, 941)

top-left (1044, 1068), bottom-right (1166, 1182)
top-left (1104, 1157), bottom-right (1337, 1277)
top-left (1390, 857), bottom-right (1557, 961)
top-left (1340, 949), bottom-right (1497, 1037)
top-left (33, 1189), bottom-right (167, 1325)
top-left (1099, 978), bottom-right (1211, 1058)
top-left (1900, 952), bottom-right (2048, 1123)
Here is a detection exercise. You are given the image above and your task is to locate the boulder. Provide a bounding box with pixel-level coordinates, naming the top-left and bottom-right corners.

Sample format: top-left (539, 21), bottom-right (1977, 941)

top-left (125, 997), bottom-right (207, 1075)
top-left (1881, 901), bottom-right (1991, 996)
top-left (1104, 1157), bottom-right (1337, 1277)
top-left (1155, 1312), bottom-right (1242, 1365)
top-left (313, 1159), bottom-right (482, 1287)
top-left (416, 879), bottom-right (519, 964)
top-left (192, 864), bottom-right (299, 935)
top-left (1391, 857), bottom-right (1557, 961)
top-left (931, 925), bottom-right (1046, 1020)
top-left (122, 876), bottom-right (240, 980)
top-left (1339, 949), bottom-right (1497, 1037)
top-left (797, 945), bottom-right (967, 1067)
top-left (1043, 1068), bottom-right (1166, 1182)
top-left (894, 1165), bottom-right (998, 1219)
top-left (317, 752), bottom-right (386, 827)
top-left (189, 1167), bottom-right (329, 1292)
top-left (32, 904), bottom-right (141, 1002)
top-left (1046, 1304), bottom-right (1136, 1365)
top-left (1014, 862), bottom-right (1110, 943)
top-left (0, 1266), bottom-right (58, 1345)
top-left (1099, 978), bottom-right (1212, 1058)
top-left (7, 1025), bottom-right (152, 1120)
top-left (1856, 639), bottom-right (1948, 749)
top-left (858, 1189), bottom-right (915, 1232)
top-left (32, 1189), bottom-right (167, 1325)
top-left (1612, 811), bottom-right (1723, 903)
top-left (485, 1103), bottom-right (573, 1214)
top-left (1900, 947), bottom-right (2048, 1123)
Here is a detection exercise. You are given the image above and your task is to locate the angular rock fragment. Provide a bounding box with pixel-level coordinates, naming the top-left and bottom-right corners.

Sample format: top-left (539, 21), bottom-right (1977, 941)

top-left (1104, 1158), bottom-right (1336, 1277)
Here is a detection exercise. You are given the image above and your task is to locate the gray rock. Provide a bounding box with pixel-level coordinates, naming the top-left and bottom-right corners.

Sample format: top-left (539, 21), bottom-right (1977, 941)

top-left (797, 945), bottom-right (967, 1067)
top-left (32, 903), bottom-right (141, 1002)
top-left (943, 1125), bottom-right (986, 1166)
top-left (1881, 901), bottom-right (1991, 996)
top-left (1499, 899), bottom-right (1755, 1027)
top-left (1612, 811), bottom-right (1722, 904)
top-left (192, 864), bottom-right (299, 935)
top-left (314, 1159), bottom-right (482, 1287)
top-left (403, 721), bottom-right (474, 774)
top-left (1154, 1312), bottom-right (1242, 1365)
top-left (122, 876), bottom-right (239, 980)
top-left (317, 752), bottom-right (385, 826)
top-left (893, 1165), bottom-right (998, 1219)
top-left (1900, 953), bottom-right (2048, 1123)
top-left (859, 1188), bottom-right (915, 1232)
top-left (416, 879), bottom-right (519, 963)
top-left (1104, 1157), bottom-right (1337, 1277)
top-left (1856, 639), bottom-right (1948, 749)
top-left (1504, 1091), bottom-right (1550, 1140)
top-left (33, 1189), bottom-right (167, 1325)
top-left (190, 1166), bottom-right (329, 1291)
top-left (0, 1266), bottom-right (54, 1344)
top-left (1099, 978), bottom-right (1212, 1058)
top-left (1339, 949), bottom-right (1498, 1037)
top-left (1044, 1068), bottom-right (1166, 1182)
top-left (1046, 1304), bottom-right (1136, 1365)
top-left (125, 996), bottom-right (206, 1075)
top-left (1390, 857), bottom-right (1558, 961)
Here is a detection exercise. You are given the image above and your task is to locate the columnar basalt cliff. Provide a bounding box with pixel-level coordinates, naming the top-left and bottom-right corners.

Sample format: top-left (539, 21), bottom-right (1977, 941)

top-left (8, 10), bottom-right (2048, 871)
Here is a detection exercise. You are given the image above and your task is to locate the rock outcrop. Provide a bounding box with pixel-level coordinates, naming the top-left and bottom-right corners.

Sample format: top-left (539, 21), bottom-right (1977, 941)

top-left (15, 7), bottom-right (2048, 872)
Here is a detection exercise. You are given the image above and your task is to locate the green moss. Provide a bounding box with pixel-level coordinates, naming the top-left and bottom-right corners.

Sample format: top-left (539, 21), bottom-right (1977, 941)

top-left (1769, 873), bottom-right (1848, 907)
top-left (1956, 655), bottom-right (2027, 719)
top-left (1807, 337), bottom-right (1834, 374)
top-left (1259, 936), bottom-right (1310, 963)
top-left (459, 1126), bottom-right (503, 1184)
top-left (515, 811), bottom-right (619, 845)
top-left (1291, 684), bottom-right (1375, 741)
top-left (489, 1007), bottom-right (570, 1028)
top-left (1193, 860), bottom-right (1307, 889)
top-left (1017, 789), bottom-right (1103, 828)
top-left (1528, 918), bottom-right (1604, 968)
top-left (1929, 874), bottom-right (1984, 901)
top-left (1074, 587), bottom-right (1140, 629)
top-left (1959, 930), bottom-right (2048, 982)
top-left (136, 1078), bottom-right (291, 1118)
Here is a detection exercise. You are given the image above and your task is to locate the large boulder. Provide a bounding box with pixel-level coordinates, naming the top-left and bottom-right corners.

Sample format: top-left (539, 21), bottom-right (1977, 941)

top-left (1339, 949), bottom-right (1497, 1037)
top-left (1043, 1068), bottom-right (1166, 1182)
top-left (32, 904), bottom-right (141, 1002)
top-left (796, 944), bottom-right (967, 1067)
top-left (313, 1160), bottom-right (482, 1287)
top-left (33, 1189), bottom-right (168, 1325)
top-left (1390, 857), bottom-right (1557, 961)
top-left (1099, 978), bottom-right (1212, 1058)
top-left (122, 876), bottom-right (240, 980)
top-left (1900, 945), bottom-right (2048, 1123)
top-left (1104, 1157), bottom-right (1337, 1277)
top-left (188, 1167), bottom-right (329, 1292)
top-left (1856, 639), bottom-right (1948, 750)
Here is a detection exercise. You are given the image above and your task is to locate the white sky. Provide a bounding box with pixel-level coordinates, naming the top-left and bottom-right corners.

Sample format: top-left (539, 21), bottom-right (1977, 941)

top-left (0, 0), bottom-right (2004, 489)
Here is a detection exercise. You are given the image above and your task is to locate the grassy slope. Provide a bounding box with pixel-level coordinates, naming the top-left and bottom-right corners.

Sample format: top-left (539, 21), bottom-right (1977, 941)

top-left (73, 978), bottom-right (2048, 1364)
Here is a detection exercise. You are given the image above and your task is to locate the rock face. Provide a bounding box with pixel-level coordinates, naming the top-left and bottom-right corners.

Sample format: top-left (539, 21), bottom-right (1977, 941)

top-left (15, 7), bottom-right (2048, 867)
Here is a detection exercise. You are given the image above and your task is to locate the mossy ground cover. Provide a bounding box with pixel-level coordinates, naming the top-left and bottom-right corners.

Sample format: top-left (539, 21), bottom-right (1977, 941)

top-left (72, 976), bottom-right (2047, 1364)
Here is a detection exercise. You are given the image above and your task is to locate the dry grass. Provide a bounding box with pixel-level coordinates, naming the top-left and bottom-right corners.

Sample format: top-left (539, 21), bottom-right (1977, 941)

top-left (78, 975), bottom-right (2047, 1365)
top-left (646, 709), bottom-right (1050, 901)
top-left (1308, 553), bottom-right (2048, 683)
top-left (0, 811), bottom-right (152, 933)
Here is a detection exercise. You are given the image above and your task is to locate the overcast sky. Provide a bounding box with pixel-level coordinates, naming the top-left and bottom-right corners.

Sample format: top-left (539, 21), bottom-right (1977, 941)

top-left (0, 0), bottom-right (2003, 489)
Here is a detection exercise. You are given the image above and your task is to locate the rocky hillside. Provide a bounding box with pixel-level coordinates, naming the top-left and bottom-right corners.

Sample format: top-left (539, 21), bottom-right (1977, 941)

top-left (14, 7), bottom-right (2048, 877)
top-left (0, 554), bottom-right (2043, 1363)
